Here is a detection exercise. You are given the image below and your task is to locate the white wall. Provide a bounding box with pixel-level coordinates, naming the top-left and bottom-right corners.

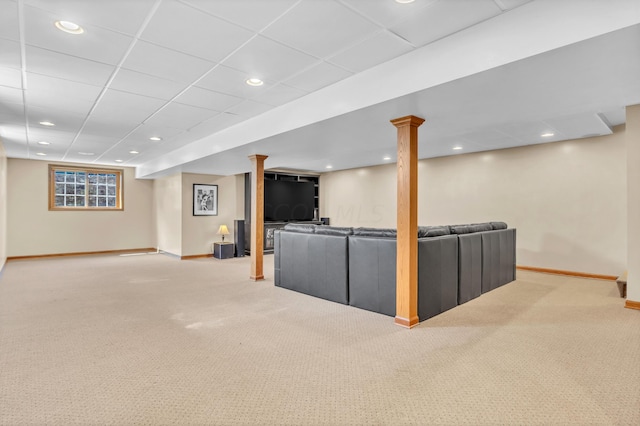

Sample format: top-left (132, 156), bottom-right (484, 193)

top-left (0, 140), bottom-right (7, 270)
top-left (321, 129), bottom-right (626, 276)
top-left (154, 173), bottom-right (182, 256)
top-left (6, 159), bottom-right (156, 257)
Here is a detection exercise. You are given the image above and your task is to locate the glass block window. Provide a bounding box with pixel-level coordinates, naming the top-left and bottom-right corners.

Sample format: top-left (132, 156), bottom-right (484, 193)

top-left (49, 165), bottom-right (123, 210)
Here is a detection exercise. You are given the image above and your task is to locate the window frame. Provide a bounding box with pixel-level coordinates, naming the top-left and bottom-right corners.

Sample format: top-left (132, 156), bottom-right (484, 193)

top-left (48, 164), bottom-right (124, 211)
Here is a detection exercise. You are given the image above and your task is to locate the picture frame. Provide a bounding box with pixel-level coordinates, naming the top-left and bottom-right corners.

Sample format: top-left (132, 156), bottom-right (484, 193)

top-left (193, 184), bottom-right (218, 216)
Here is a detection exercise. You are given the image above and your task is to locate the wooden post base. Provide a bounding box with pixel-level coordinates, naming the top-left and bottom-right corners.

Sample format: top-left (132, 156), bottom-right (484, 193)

top-left (250, 275), bottom-right (265, 281)
top-left (394, 316), bottom-right (419, 328)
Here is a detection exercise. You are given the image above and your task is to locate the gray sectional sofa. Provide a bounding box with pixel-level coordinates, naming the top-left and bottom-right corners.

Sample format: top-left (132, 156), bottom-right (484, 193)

top-left (274, 222), bottom-right (516, 322)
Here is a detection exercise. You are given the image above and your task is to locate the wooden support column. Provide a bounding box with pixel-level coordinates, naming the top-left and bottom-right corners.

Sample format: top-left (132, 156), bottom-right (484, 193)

top-left (391, 115), bottom-right (425, 328)
top-left (626, 105), bottom-right (640, 309)
top-left (249, 154), bottom-right (268, 281)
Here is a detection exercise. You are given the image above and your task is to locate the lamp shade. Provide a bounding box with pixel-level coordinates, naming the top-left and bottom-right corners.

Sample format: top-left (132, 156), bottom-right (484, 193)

top-left (217, 225), bottom-right (230, 235)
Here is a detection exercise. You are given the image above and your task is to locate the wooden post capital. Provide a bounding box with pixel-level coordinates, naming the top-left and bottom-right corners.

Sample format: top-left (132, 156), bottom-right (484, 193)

top-left (248, 154), bottom-right (269, 162)
top-left (391, 115), bottom-right (425, 129)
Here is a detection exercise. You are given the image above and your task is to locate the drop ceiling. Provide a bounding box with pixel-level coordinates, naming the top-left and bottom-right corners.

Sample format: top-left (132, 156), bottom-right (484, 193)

top-left (0, 0), bottom-right (639, 178)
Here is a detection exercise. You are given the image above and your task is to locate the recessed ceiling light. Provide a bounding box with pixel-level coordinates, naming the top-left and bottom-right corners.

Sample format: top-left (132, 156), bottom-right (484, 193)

top-left (383, 156), bottom-right (392, 160)
top-left (541, 132), bottom-right (555, 137)
top-left (115, 159), bottom-right (123, 163)
top-left (55, 20), bottom-right (84, 34)
top-left (129, 150), bottom-right (139, 154)
top-left (246, 78), bottom-right (264, 86)
top-left (395, 0), bottom-right (416, 3)
top-left (453, 146), bottom-right (463, 150)
top-left (149, 136), bottom-right (162, 141)
top-left (78, 152), bottom-right (95, 156)
top-left (39, 121), bottom-right (55, 126)
top-left (37, 141), bottom-right (50, 145)
top-left (36, 152), bottom-right (46, 156)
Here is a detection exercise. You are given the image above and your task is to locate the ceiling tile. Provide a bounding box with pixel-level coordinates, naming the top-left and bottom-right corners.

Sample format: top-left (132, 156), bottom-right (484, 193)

top-left (23, 0), bottom-right (156, 36)
top-left (493, 0), bottom-right (534, 11)
top-left (23, 5), bottom-right (134, 66)
top-left (121, 40), bottom-right (215, 84)
top-left (143, 102), bottom-right (219, 130)
top-left (70, 133), bottom-right (118, 147)
top-left (262, 1), bottom-right (380, 59)
top-left (284, 62), bottom-right (353, 93)
top-left (141, 0), bottom-right (254, 63)
top-left (0, 0), bottom-right (19, 40)
top-left (0, 66), bottom-right (22, 89)
top-left (226, 100), bottom-right (273, 119)
top-left (0, 38), bottom-right (21, 69)
top-left (194, 65), bottom-right (266, 99)
top-left (109, 69), bottom-right (188, 101)
top-left (27, 128), bottom-right (77, 148)
top-left (0, 127), bottom-right (27, 147)
top-left (328, 30), bottom-right (414, 73)
top-left (26, 46), bottom-right (114, 86)
top-left (182, 0), bottom-right (298, 32)
top-left (0, 85), bottom-right (23, 105)
top-left (390, 0), bottom-right (502, 47)
top-left (544, 113), bottom-right (612, 139)
top-left (0, 103), bottom-right (25, 142)
top-left (254, 84), bottom-right (308, 107)
top-left (26, 73), bottom-right (102, 114)
top-left (342, 0), bottom-right (439, 27)
top-left (122, 125), bottom-right (185, 144)
top-left (27, 105), bottom-right (85, 134)
top-left (81, 118), bottom-right (140, 140)
top-left (222, 35), bottom-right (318, 82)
top-left (90, 89), bottom-right (166, 124)
top-left (174, 86), bottom-right (243, 112)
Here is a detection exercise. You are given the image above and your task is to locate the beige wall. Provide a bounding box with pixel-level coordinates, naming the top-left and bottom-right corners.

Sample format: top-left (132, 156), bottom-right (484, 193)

top-left (0, 140), bottom-right (7, 270)
top-left (6, 159), bottom-right (155, 257)
top-left (320, 129), bottom-right (627, 276)
top-left (154, 173), bottom-right (182, 256)
top-left (181, 173), bottom-right (241, 257)
top-left (152, 172), bottom-right (244, 257)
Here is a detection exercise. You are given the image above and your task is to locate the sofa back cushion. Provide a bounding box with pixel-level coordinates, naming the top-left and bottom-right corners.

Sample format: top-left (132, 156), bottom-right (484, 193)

top-left (315, 226), bottom-right (353, 236)
top-left (283, 223), bottom-right (316, 233)
top-left (448, 224), bottom-right (471, 234)
top-left (468, 223), bottom-right (493, 233)
top-left (418, 226), bottom-right (451, 238)
top-left (353, 227), bottom-right (397, 238)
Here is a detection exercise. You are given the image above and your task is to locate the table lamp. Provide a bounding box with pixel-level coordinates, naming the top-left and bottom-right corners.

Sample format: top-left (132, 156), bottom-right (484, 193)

top-left (217, 224), bottom-right (230, 242)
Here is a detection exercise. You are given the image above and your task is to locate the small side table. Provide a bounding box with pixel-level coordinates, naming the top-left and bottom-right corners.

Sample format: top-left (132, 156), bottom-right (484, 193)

top-left (214, 242), bottom-right (234, 259)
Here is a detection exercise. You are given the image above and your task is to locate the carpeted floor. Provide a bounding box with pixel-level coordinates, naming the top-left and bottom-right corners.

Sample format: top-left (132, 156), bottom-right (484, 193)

top-left (0, 253), bottom-right (638, 425)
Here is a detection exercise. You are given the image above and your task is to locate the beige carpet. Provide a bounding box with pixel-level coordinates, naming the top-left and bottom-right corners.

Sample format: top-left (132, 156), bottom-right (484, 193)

top-left (0, 253), bottom-right (638, 425)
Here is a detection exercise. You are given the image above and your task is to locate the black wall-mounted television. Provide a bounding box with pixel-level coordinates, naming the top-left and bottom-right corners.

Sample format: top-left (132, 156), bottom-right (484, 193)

top-left (264, 179), bottom-right (315, 222)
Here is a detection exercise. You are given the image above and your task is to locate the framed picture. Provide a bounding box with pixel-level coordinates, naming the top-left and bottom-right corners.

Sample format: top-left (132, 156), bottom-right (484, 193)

top-left (193, 184), bottom-right (218, 216)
